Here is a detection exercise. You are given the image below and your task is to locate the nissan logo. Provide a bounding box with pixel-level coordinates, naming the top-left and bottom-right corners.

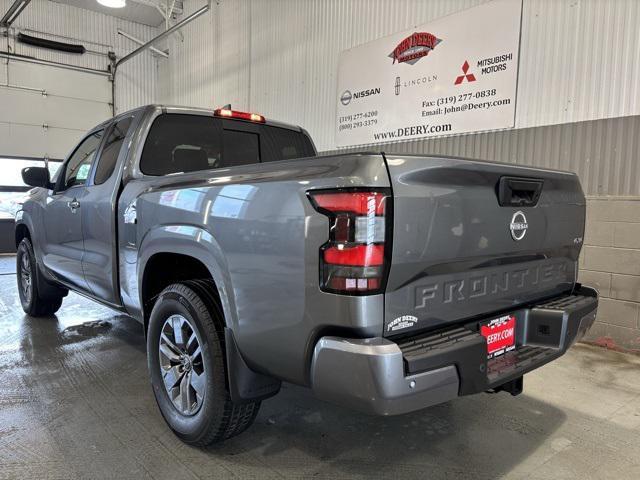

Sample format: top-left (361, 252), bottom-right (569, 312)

top-left (340, 90), bottom-right (352, 105)
top-left (510, 211), bottom-right (528, 241)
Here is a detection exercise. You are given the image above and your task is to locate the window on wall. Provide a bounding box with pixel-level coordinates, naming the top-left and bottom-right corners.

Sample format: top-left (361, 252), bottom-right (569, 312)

top-left (0, 158), bottom-right (62, 219)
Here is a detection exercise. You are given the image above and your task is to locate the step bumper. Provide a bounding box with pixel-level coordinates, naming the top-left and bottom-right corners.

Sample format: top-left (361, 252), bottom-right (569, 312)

top-left (310, 286), bottom-right (598, 415)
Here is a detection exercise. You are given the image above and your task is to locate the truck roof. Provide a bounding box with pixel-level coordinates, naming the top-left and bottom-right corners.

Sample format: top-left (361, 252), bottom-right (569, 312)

top-left (105, 104), bottom-right (305, 134)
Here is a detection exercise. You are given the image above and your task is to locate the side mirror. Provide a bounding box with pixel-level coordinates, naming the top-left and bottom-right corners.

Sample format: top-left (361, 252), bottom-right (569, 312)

top-left (22, 167), bottom-right (53, 189)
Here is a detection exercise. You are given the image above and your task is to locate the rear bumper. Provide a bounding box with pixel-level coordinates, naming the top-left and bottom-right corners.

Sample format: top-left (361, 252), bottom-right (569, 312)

top-left (310, 286), bottom-right (598, 415)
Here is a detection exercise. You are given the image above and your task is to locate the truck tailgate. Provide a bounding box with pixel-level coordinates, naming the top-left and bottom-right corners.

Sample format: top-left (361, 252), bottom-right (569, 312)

top-left (383, 154), bottom-right (585, 337)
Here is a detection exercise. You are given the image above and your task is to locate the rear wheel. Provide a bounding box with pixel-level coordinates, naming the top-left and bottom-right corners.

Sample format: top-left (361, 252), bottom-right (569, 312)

top-left (16, 238), bottom-right (64, 316)
top-left (147, 281), bottom-right (260, 446)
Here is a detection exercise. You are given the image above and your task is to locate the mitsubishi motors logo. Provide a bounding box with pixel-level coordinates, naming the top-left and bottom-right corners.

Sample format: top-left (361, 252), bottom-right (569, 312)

top-left (454, 61), bottom-right (476, 85)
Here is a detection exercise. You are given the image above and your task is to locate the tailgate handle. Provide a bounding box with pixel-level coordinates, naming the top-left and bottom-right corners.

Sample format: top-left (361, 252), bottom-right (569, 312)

top-left (497, 177), bottom-right (543, 207)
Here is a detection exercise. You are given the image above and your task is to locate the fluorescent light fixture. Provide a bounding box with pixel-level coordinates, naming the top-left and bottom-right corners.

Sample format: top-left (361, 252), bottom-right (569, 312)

top-left (97, 0), bottom-right (126, 8)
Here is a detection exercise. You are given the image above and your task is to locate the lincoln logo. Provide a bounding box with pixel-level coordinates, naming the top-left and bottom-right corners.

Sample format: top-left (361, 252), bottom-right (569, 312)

top-left (510, 211), bottom-right (528, 241)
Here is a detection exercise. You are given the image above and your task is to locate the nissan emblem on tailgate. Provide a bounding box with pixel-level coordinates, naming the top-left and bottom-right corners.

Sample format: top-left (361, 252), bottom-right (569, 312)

top-left (510, 211), bottom-right (528, 241)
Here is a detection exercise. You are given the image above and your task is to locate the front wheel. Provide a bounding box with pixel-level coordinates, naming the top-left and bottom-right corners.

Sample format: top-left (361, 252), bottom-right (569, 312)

top-left (147, 281), bottom-right (260, 446)
top-left (16, 238), bottom-right (64, 316)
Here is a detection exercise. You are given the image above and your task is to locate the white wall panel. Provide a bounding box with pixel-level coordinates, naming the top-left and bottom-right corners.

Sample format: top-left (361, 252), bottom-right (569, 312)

top-left (0, 122), bottom-right (83, 160)
top-left (157, 0), bottom-right (252, 111)
top-left (158, 0), bottom-right (640, 153)
top-left (0, 60), bottom-right (111, 159)
top-left (0, 88), bottom-right (110, 131)
top-left (0, 0), bottom-right (158, 113)
top-left (516, 0), bottom-right (640, 129)
top-left (7, 61), bottom-right (111, 103)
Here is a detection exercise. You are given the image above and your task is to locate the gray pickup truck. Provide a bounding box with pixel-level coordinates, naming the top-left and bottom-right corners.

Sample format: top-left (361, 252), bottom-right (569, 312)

top-left (16, 104), bottom-right (598, 445)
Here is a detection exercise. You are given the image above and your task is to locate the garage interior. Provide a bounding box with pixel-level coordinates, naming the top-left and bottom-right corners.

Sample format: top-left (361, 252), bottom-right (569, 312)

top-left (1, 0), bottom-right (639, 479)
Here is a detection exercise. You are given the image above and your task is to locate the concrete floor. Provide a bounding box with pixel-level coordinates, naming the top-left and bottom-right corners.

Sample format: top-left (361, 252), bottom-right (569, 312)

top-left (1, 255), bottom-right (639, 479)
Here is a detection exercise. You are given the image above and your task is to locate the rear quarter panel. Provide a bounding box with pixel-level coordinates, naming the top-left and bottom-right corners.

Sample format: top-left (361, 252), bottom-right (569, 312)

top-left (119, 154), bottom-right (390, 385)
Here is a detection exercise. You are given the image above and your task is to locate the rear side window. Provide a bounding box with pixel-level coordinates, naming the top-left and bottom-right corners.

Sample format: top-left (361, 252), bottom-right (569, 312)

top-left (140, 113), bottom-right (315, 176)
top-left (94, 117), bottom-right (132, 185)
top-left (140, 114), bottom-right (222, 176)
top-left (260, 126), bottom-right (315, 162)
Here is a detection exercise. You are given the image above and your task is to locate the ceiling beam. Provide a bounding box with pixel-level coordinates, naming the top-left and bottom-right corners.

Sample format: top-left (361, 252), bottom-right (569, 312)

top-left (132, 0), bottom-right (183, 17)
top-left (116, 1), bottom-right (210, 68)
top-left (117, 29), bottom-right (169, 58)
top-left (0, 0), bottom-right (31, 28)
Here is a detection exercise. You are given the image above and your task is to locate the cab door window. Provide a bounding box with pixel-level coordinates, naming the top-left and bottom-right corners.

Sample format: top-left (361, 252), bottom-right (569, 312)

top-left (59, 130), bottom-right (104, 191)
top-left (93, 118), bottom-right (132, 185)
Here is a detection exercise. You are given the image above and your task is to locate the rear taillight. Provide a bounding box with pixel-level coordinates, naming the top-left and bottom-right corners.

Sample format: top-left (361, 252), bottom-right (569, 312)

top-left (308, 189), bottom-right (391, 295)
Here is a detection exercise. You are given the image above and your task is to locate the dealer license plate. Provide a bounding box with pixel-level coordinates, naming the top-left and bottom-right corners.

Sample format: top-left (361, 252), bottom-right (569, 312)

top-left (480, 314), bottom-right (516, 359)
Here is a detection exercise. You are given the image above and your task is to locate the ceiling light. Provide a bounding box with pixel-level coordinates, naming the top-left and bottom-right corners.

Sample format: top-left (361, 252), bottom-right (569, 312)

top-left (97, 0), bottom-right (126, 8)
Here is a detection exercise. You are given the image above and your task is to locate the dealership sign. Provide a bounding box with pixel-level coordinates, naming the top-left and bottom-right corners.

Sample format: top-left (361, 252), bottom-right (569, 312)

top-left (335, 0), bottom-right (522, 147)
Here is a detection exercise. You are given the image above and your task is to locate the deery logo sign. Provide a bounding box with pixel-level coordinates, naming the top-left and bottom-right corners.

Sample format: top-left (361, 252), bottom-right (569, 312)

top-left (389, 32), bottom-right (442, 65)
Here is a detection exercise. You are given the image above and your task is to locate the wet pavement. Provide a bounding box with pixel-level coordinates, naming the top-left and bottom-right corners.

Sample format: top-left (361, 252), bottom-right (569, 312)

top-left (0, 254), bottom-right (639, 479)
top-left (0, 255), bottom-right (15, 275)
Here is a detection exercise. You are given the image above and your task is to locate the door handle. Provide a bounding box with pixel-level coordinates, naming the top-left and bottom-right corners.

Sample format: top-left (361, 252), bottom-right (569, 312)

top-left (67, 199), bottom-right (80, 212)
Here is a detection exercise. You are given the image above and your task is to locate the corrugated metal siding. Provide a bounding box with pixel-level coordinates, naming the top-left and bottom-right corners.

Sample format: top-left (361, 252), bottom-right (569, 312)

top-left (157, 0), bottom-right (640, 191)
top-left (158, 0), bottom-right (488, 145)
top-left (516, 0), bottom-right (640, 128)
top-left (157, 0), bottom-right (253, 110)
top-left (5, 1), bottom-right (637, 194)
top-left (0, 0), bottom-right (158, 113)
top-left (327, 115), bottom-right (640, 196)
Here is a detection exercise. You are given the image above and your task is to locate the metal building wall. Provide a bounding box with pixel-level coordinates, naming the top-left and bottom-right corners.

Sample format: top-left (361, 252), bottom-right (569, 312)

top-left (157, 0), bottom-right (640, 196)
top-left (329, 115), bottom-right (640, 197)
top-left (157, 0), bottom-right (491, 145)
top-left (0, 0), bottom-right (158, 114)
top-left (517, 0), bottom-right (640, 128)
top-left (156, 0), bottom-right (253, 112)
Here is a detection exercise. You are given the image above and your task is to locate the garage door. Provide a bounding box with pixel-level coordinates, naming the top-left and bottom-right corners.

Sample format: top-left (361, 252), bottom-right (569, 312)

top-left (0, 57), bottom-right (112, 160)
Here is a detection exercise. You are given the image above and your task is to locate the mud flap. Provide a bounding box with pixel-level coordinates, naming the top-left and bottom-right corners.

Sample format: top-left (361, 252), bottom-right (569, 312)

top-left (224, 328), bottom-right (281, 404)
top-left (36, 260), bottom-right (68, 300)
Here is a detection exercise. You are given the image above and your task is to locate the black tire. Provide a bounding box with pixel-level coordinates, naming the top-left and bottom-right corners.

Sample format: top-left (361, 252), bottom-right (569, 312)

top-left (16, 238), bottom-right (64, 316)
top-left (147, 280), bottom-right (260, 446)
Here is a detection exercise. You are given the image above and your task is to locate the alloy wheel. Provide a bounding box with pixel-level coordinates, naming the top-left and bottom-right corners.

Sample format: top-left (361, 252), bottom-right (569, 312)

top-left (20, 252), bottom-right (32, 301)
top-left (158, 314), bottom-right (206, 416)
